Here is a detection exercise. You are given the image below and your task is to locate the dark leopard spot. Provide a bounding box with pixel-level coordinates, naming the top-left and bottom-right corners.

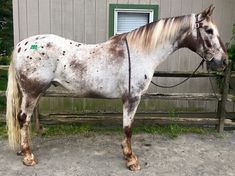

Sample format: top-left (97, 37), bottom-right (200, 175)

top-left (18, 47), bottom-right (21, 53)
top-left (46, 42), bottom-right (52, 48)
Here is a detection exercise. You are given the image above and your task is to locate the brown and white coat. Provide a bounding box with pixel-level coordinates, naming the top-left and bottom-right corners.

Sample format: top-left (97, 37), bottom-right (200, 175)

top-left (6, 5), bottom-right (227, 170)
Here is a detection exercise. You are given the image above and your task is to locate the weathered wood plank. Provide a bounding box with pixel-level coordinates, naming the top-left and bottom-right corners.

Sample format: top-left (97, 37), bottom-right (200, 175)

top-left (36, 115), bottom-right (221, 126)
top-left (62, 0), bottom-right (74, 39)
top-left (18, 0), bottom-right (28, 40)
top-left (0, 90), bottom-right (227, 101)
top-left (50, 0), bottom-right (62, 35)
top-left (38, 0), bottom-right (50, 34)
top-left (217, 61), bottom-right (232, 133)
top-left (153, 71), bottom-right (222, 77)
top-left (129, 0), bottom-right (139, 4)
top-left (95, 0), bottom-right (107, 43)
top-left (84, 0), bottom-right (96, 44)
top-left (27, 0), bottom-right (39, 36)
top-left (144, 93), bottom-right (222, 100)
top-left (0, 65), bottom-right (9, 71)
top-left (13, 0), bottom-right (20, 45)
top-left (74, 0), bottom-right (85, 42)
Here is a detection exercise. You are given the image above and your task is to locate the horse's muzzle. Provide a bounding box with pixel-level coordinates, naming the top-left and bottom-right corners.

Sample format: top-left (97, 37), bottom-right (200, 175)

top-left (206, 57), bottom-right (228, 71)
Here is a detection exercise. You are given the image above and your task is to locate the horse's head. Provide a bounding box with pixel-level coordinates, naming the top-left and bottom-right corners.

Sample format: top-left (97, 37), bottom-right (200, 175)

top-left (187, 5), bottom-right (228, 71)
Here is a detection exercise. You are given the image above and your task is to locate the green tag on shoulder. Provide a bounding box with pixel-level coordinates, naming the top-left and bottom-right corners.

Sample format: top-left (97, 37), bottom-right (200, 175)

top-left (30, 44), bottom-right (38, 50)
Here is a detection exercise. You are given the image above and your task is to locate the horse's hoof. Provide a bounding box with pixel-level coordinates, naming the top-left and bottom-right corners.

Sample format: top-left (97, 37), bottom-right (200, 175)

top-left (127, 154), bottom-right (141, 171)
top-left (129, 163), bottom-right (141, 171)
top-left (22, 154), bottom-right (37, 166)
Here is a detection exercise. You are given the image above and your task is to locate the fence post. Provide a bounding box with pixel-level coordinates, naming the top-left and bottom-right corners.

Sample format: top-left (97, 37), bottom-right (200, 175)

top-left (217, 61), bottom-right (232, 133)
top-left (33, 104), bottom-right (41, 134)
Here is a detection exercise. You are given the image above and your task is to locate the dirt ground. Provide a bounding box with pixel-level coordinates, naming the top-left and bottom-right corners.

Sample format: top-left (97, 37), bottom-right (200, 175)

top-left (0, 131), bottom-right (235, 176)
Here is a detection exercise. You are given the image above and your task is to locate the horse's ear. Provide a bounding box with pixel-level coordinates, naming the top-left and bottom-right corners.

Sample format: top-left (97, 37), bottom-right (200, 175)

top-left (202, 5), bottom-right (215, 17)
top-left (197, 5), bottom-right (215, 21)
top-left (206, 4), bottom-right (215, 16)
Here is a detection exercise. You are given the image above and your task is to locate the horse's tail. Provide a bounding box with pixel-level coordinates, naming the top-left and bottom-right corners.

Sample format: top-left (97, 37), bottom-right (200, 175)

top-left (6, 61), bottom-right (21, 150)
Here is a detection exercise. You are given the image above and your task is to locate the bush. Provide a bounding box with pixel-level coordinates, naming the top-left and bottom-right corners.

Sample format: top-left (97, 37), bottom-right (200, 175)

top-left (0, 0), bottom-right (13, 57)
top-left (0, 55), bottom-right (11, 65)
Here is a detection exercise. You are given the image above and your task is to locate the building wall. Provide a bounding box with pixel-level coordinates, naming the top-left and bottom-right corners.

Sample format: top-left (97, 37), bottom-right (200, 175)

top-left (12, 0), bottom-right (235, 113)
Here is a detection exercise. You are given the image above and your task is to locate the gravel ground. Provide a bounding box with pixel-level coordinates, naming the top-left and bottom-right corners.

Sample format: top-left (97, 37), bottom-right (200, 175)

top-left (0, 131), bottom-right (235, 176)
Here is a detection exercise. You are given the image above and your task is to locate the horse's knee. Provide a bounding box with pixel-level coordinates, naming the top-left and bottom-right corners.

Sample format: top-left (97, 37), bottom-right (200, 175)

top-left (17, 111), bottom-right (27, 128)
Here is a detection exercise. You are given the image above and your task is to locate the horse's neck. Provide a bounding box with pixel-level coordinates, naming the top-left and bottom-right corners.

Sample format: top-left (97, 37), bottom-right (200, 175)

top-left (145, 15), bottom-right (195, 68)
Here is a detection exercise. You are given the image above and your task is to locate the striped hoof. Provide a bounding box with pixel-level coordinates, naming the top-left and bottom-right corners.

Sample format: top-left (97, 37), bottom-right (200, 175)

top-left (22, 154), bottom-right (37, 166)
top-left (127, 154), bottom-right (141, 171)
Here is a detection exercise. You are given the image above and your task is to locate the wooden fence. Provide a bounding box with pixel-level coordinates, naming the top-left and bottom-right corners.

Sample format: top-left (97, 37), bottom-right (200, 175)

top-left (0, 63), bottom-right (235, 133)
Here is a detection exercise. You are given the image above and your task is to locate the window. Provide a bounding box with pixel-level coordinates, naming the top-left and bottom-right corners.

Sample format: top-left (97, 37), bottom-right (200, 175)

top-left (109, 4), bottom-right (158, 37)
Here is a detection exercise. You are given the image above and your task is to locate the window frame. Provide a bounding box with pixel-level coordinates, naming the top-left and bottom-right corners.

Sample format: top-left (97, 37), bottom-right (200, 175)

top-left (109, 4), bottom-right (159, 37)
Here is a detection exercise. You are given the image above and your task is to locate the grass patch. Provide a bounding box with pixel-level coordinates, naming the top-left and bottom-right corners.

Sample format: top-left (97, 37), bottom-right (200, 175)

top-left (0, 70), bottom-right (8, 111)
top-left (41, 124), bottom-right (92, 137)
top-left (0, 123), bottom-right (215, 139)
top-left (0, 123), bottom-right (7, 138)
top-left (133, 124), bottom-right (213, 139)
top-left (39, 123), bottom-right (214, 139)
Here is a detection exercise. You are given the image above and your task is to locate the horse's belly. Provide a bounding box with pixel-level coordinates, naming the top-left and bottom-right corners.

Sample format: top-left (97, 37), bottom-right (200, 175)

top-left (53, 69), bottom-right (125, 98)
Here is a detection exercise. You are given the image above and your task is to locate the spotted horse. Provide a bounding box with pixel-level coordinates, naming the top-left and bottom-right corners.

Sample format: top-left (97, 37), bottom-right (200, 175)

top-left (6, 5), bottom-right (228, 171)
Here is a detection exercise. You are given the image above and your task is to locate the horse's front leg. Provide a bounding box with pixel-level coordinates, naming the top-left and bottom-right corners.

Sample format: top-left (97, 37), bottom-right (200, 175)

top-left (121, 95), bottom-right (141, 171)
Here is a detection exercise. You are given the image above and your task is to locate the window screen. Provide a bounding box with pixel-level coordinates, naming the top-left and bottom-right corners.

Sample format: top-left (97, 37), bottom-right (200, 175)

top-left (117, 12), bottom-right (149, 34)
top-left (109, 4), bottom-right (158, 37)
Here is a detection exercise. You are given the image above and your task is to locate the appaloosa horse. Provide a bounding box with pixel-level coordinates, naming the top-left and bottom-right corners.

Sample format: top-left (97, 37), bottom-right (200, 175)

top-left (6, 5), bottom-right (227, 170)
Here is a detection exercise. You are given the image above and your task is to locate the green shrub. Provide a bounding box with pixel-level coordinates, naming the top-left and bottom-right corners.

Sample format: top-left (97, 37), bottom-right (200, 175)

top-left (0, 0), bottom-right (13, 57)
top-left (0, 56), bottom-right (11, 65)
top-left (0, 70), bottom-right (7, 111)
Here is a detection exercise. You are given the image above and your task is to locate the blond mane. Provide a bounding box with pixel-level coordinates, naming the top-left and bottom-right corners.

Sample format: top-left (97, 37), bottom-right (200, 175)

top-left (110, 15), bottom-right (193, 53)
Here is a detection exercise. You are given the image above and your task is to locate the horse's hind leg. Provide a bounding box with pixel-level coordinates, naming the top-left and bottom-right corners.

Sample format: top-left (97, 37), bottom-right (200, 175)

top-left (17, 93), bottom-right (41, 166)
top-left (121, 95), bottom-right (141, 171)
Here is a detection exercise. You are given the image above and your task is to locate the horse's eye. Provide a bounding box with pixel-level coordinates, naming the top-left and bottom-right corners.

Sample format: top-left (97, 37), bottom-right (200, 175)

top-left (205, 29), bottom-right (213, 35)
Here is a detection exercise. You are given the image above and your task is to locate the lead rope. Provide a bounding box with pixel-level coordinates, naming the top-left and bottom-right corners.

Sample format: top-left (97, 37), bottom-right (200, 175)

top-left (151, 15), bottom-right (206, 89)
top-left (151, 59), bottom-right (205, 88)
top-left (124, 37), bottom-right (131, 96)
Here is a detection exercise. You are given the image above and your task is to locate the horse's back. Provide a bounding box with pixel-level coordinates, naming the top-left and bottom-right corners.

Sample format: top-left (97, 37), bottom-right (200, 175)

top-left (11, 34), bottom-right (129, 98)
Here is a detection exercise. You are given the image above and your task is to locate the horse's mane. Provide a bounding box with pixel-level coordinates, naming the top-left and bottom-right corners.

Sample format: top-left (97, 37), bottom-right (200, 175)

top-left (110, 14), bottom-right (193, 53)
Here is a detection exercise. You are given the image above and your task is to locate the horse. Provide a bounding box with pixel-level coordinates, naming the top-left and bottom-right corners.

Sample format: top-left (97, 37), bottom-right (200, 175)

top-left (6, 5), bottom-right (228, 171)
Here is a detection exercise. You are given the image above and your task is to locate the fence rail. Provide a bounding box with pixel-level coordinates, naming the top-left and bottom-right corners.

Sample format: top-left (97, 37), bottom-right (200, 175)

top-left (0, 63), bottom-right (234, 132)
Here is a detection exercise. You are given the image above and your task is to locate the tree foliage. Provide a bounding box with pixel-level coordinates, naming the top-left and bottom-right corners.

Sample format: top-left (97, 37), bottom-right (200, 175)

top-left (0, 0), bottom-right (13, 58)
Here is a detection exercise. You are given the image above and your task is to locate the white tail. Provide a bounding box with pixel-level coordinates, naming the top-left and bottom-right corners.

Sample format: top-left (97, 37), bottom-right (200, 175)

top-left (6, 62), bottom-right (21, 150)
